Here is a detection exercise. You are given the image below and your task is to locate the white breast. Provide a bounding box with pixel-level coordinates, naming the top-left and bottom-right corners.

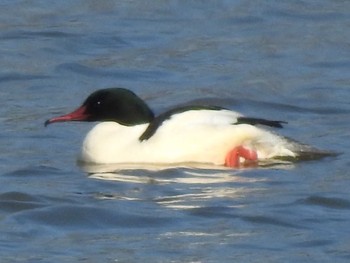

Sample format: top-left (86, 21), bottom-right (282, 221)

top-left (79, 109), bottom-right (298, 165)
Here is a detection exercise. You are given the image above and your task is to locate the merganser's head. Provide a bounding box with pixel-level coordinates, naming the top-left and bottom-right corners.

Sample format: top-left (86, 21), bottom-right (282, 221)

top-left (45, 88), bottom-right (154, 126)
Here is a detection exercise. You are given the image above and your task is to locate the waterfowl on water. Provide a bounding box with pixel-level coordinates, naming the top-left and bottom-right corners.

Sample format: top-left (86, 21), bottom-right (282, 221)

top-left (45, 88), bottom-right (328, 168)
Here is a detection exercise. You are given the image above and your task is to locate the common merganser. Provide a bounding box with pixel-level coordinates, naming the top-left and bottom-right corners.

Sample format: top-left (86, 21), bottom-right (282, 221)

top-left (45, 88), bottom-right (329, 168)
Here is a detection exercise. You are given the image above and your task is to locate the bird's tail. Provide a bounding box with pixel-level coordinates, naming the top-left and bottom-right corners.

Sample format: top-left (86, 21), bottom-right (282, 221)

top-left (276, 137), bottom-right (338, 162)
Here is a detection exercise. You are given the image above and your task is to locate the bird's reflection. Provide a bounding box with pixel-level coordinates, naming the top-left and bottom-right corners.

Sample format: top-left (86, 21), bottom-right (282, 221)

top-left (79, 161), bottom-right (296, 210)
top-left (79, 160), bottom-right (295, 184)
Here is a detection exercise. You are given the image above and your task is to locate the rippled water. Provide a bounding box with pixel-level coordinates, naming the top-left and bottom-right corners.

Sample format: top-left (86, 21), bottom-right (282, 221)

top-left (1, 1), bottom-right (350, 262)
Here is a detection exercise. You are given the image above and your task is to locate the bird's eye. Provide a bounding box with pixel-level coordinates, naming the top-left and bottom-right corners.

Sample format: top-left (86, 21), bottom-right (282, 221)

top-left (91, 100), bottom-right (102, 110)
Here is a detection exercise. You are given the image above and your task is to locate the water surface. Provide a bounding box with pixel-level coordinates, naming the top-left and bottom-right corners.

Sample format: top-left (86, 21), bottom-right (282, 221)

top-left (1, 1), bottom-right (350, 262)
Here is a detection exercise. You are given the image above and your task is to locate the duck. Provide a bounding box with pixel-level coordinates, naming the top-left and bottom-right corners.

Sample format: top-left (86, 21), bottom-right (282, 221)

top-left (45, 88), bottom-right (328, 168)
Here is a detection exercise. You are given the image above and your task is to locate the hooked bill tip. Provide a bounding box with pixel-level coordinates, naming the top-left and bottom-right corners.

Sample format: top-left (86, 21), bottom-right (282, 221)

top-left (44, 119), bottom-right (51, 127)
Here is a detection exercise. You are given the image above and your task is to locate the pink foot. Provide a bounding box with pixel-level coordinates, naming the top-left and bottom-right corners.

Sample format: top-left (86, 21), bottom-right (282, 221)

top-left (225, 146), bottom-right (258, 168)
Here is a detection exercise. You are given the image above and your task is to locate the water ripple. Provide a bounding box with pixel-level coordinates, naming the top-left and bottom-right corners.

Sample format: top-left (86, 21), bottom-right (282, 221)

top-left (0, 192), bottom-right (44, 213)
top-left (56, 62), bottom-right (170, 80)
top-left (299, 196), bottom-right (350, 210)
top-left (0, 30), bottom-right (80, 40)
top-left (12, 204), bottom-right (174, 229)
top-left (2, 165), bottom-right (63, 177)
top-left (240, 215), bottom-right (301, 228)
top-left (0, 73), bottom-right (49, 83)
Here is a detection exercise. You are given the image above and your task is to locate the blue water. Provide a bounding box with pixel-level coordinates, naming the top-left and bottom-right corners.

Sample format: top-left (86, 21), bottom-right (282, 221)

top-left (1, 1), bottom-right (350, 262)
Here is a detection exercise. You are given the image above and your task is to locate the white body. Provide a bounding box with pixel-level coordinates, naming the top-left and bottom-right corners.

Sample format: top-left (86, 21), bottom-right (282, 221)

top-left (79, 109), bottom-right (301, 165)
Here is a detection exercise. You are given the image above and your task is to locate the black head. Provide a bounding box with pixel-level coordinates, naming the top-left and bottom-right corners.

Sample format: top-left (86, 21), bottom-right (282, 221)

top-left (45, 88), bottom-right (155, 126)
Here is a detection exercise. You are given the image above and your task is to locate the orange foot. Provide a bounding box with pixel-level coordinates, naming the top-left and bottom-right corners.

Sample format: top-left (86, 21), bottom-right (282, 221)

top-left (225, 146), bottom-right (258, 168)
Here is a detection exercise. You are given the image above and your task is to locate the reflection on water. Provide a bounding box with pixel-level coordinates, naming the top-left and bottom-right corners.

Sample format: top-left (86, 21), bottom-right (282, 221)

top-left (80, 160), bottom-right (296, 175)
top-left (87, 166), bottom-right (261, 185)
top-left (84, 162), bottom-right (289, 211)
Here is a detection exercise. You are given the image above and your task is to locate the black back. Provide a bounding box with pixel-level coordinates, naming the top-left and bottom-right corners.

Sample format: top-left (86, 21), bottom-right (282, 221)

top-left (235, 117), bottom-right (286, 128)
top-left (139, 105), bottom-right (286, 141)
top-left (139, 105), bottom-right (225, 141)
